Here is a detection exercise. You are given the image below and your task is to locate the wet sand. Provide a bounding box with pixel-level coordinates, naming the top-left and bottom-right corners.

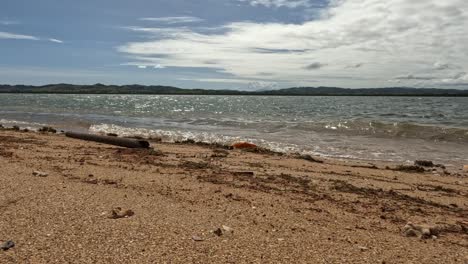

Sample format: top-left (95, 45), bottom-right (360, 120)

top-left (0, 129), bottom-right (467, 263)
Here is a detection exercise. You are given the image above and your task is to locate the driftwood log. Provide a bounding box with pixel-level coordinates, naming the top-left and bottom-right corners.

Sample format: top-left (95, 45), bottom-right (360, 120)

top-left (65, 132), bottom-right (150, 149)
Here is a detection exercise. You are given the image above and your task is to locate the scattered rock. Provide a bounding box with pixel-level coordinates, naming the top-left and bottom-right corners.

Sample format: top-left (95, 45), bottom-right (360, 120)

top-left (102, 179), bottom-right (119, 185)
top-left (222, 225), bottom-right (233, 233)
top-left (38, 126), bottom-right (57, 133)
top-left (350, 164), bottom-right (378, 169)
top-left (402, 222), bottom-right (437, 239)
top-left (213, 228), bottom-right (223, 237)
top-left (32, 171), bottom-right (48, 177)
top-left (298, 154), bottom-right (324, 163)
top-left (83, 178), bottom-right (98, 184)
top-left (401, 222), bottom-right (467, 239)
top-left (414, 160), bottom-right (434, 167)
top-left (1, 240), bottom-right (15, 251)
top-left (358, 246), bottom-right (368, 251)
top-left (232, 142), bottom-right (257, 149)
top-left (192, 235), bottom-right (204, 242)
top-left (394, 165), bottom-right (425, 173)
top-left (108, 207), bottom-right (135, 219)
top-left (12, 125), bottom-right (20, 131)
top-left (213, 225), bottom-right (234, 237)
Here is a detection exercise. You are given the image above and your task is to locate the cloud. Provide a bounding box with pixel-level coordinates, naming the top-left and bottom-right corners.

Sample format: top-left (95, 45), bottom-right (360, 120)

top-left (394, 74), bottom-right (436, 81)
top-left (345, 63), bottom-right (363, 69)
top-left (441, 72), bottom-right (468, 85)
top-left (135, 64), bottom-right (165, 69)
top-left (178, 77), bottom-right (278, 90)
top-left (431, 62), bottom-right (460, 71)
top-left (48, 38), bottom-right (64, 43)
top-left (0, 31), bottom-right (39, 40)
top-left (237, 0), bottom-right (312, 8)
top-left (0, 31), bottom-right (64, 44)
top-left (119, 0), bottom-right (468, 88)
top-left (139, 16), bottom-right (204, 24)
top-left (304, 62), bottom-right (327, 70)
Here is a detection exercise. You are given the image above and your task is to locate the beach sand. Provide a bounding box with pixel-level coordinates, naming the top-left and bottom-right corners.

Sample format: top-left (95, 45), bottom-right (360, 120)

top-left (0, 129), bottom-right (467, 263)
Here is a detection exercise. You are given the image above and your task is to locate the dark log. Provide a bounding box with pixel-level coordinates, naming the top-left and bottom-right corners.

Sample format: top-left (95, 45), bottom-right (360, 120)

top-left (65, 132), bottom-right (150, 148)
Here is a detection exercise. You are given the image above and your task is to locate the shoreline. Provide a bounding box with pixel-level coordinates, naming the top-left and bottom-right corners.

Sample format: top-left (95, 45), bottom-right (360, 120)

top-left (1, 128), bottom-right (467, 263)
top-left (2, 121), bottom-right (468, 169)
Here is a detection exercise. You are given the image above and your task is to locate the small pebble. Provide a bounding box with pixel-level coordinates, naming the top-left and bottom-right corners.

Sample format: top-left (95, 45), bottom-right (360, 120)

top-left (32, 171), bottom-right (48, 177)
top-left (192, 235), bottom-right (204, 242)
top-left (1, 240), bottom-right (15, 251)
top-left (358, 246), bottom-right (368, 251)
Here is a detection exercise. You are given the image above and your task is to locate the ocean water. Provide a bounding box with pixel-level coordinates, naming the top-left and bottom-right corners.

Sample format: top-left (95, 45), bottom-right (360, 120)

top-left (1, 94), bottom-right (467, 167)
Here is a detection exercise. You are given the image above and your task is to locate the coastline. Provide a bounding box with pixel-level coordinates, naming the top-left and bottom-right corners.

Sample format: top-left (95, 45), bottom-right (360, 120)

top-left (0, 128), bottom-right (467, 263)
top-left (1, 94), bottom-right (468, 168)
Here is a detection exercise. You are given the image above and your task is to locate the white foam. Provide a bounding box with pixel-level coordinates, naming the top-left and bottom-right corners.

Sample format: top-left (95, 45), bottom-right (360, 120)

top-left (0, 119), bottom-right (48, 128)
top-left (88, 123), bottom-right (324, 156)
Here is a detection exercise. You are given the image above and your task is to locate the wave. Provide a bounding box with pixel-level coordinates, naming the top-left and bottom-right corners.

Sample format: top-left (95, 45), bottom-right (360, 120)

top-left (2, 118), bottom-right (467, 165)
top-left (89, 123), bottom-right (308, 155)
top-left (310, 120), bottom-right (468, 142)
top-left (152, 117), bottom-right (468, 143)
top-left (88, 123), bottom-right (468, 166)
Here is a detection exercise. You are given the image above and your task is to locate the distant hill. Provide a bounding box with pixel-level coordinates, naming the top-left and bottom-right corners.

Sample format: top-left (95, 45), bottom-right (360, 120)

top-left (253, 87), bottom-right (468, 96)
top-left (0, 84), bottom-right (467, 96)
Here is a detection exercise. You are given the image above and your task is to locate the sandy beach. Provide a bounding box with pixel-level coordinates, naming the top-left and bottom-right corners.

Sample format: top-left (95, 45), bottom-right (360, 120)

top-left (0, 129), bottom-right (467, 263)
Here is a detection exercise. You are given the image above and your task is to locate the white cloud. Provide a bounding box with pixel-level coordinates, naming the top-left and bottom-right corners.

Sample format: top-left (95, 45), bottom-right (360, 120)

top-left (119, 0), bottom-right (468, 88)
top-left (48, 38), bottom-right (64, 43)
top-left (0, 31), bottom-right (64, 44)
top-left (179, 78), bottom-right (278, 90)
top-left (238, 0), bottom-right (311, 8)
top-left (394, 74), bottom-right (436, 81)
top-left (0, 31), bottom-right (39, 40)
top-left (179, 77), bottom-right (247, 83)
top-left (139, 16), bottom-right (204, 24)
top-left (136, 64), bottom-right (165, 69)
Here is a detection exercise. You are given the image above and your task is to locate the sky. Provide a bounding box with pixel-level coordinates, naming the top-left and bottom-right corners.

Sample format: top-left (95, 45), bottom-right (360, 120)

top-left (1, 0), bottom-right (468, 90)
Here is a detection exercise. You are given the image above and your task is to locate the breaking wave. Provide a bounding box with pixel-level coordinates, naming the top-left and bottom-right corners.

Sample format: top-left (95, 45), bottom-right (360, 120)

top-left (89, 123), bottom-right (305, 154)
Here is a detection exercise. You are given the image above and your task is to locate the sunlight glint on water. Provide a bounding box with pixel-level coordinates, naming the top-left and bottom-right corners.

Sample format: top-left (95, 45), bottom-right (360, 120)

top-left (1, 94), bottom-right (467, 167)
